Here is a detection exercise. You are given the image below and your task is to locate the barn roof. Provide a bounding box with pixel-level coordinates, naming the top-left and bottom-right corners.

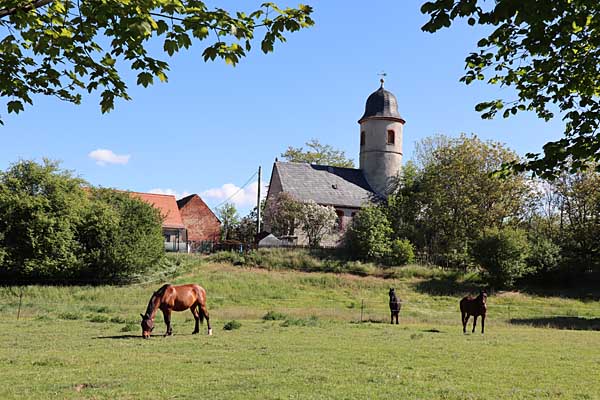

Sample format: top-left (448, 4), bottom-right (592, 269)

top-left (130, 192), bottom-right (185, 229)
top-left (273, 161), bottom-right (375, 208)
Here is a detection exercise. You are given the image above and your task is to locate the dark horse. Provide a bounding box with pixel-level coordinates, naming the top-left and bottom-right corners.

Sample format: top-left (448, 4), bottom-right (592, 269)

top-left (389, 288), bottom-right (401, 324)
top-left (460, 290), bottom-right (487, 334)
top-left (140, 283), bottom-right (212, 339)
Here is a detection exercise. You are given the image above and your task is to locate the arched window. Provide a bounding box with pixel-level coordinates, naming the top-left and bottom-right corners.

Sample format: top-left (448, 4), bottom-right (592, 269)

top-left (387, 130), bottom-right (395, 145)
top-left (360, 131), bottom-right (365, 146)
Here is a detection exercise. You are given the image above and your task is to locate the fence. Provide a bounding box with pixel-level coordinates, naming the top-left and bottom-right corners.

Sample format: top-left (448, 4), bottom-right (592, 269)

top-left (1, 289), bottom-right (598, 331)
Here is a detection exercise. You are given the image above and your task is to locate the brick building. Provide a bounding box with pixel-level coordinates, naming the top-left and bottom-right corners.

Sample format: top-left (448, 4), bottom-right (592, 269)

top-left (177, 194), bottom-right (221, 248)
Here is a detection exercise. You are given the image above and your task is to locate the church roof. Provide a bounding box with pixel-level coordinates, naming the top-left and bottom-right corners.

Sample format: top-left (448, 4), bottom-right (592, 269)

top-left (273, 161), bottom-right (375, 208)
top-left (359, 82), bottom-right (404, 122)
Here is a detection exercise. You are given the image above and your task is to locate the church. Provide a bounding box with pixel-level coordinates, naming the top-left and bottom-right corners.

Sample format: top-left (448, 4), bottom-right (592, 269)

top-left (264, 79), bottom-right (405, 247)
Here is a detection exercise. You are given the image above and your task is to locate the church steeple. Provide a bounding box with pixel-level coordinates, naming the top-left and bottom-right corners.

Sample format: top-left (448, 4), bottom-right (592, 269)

top-left (358, 80), bottom-right (405, 197)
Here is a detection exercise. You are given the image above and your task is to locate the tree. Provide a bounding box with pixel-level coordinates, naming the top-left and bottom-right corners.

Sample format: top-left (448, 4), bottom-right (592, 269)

top-left (345, 206), bottom-right (393, 262)
top-left (298, 200), bottom-right (337, 248)
top-left (0, 160), bottom-right (164, 283)
top-left (0, 159), bottom-right (86, 281)
top-left (263, 192), bottom-right (303, 237)
top-left (0, 1), bottom-right (314, 124)
top-left (421, 0), bottom-right (600, 178)
top-left (387, 134), bottom-right (534, 266)
top-left (79, 188), bottom-right (164, 281)
top-left (281, 138), bottom-right (355, 168)
top-left (472, 227), bottom-right (531, 288)
top-left (551, 163), bottom-right (600, 272)
top-left (216, 202), bottom-right (239, 241)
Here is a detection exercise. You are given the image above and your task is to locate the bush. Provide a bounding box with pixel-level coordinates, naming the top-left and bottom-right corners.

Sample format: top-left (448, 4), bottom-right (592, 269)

top-left (386, 239), bottom-right (415, 266)
top-left (0, 160), bottom-right (165, 284)
top-left (223, 320), bottom-right (242, 330)
top-left (262, 311), bottom-right (288, 321)
top-left (345, 206), bottom-right (392, 262)
top-left (527, 236), bottom-right (561, 275)
top-left (78, 188), bottom-right (164, 282)
top-left (472, 227), bottom-right (531, 288)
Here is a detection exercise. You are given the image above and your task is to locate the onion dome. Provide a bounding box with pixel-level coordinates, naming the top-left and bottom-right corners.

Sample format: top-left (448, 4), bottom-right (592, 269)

top-left (359, 79), bottom-right (404, 123)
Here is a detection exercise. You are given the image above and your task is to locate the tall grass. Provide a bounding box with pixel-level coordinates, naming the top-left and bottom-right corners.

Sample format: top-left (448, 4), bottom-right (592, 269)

top-left (207, 248), bottom-right (459, 281)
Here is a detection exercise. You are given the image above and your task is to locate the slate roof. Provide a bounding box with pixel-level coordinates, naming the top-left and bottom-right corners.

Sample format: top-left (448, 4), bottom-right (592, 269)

top-left (359, 83), bottom-right (404, 122)
top-left (274, 162), bottom-right (375, 208)
top-left (130, 192), bottom-right (185, 229)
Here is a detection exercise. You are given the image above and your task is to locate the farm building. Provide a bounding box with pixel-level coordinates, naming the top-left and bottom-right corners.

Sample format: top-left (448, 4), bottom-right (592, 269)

top-left (264, 79), bottom-right (405, 247)
top-left (177, 194), bottom-right (221, 250)
top-left (131, 192), bottom-right (188, 252)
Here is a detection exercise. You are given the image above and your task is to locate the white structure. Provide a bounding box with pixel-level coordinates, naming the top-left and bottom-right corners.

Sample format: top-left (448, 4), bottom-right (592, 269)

top-left (358, 79), bottom-right (405, 196)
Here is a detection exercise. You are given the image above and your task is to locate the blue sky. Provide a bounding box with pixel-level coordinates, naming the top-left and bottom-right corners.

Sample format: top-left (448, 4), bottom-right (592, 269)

top-left (0, 1), bottom-right (564, 215)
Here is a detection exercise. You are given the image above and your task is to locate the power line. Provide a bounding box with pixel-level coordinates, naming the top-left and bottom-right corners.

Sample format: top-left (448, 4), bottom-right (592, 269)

top-left (213, 170), bottom-right (258, 209)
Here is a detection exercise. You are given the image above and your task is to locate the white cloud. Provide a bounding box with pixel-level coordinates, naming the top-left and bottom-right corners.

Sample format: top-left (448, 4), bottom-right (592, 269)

top-left (88, 149), bottom-right (130, 166)
top-left (201, 181), bottom-right (266, 209)
top-left (148, 188), bottom-right (192, 199)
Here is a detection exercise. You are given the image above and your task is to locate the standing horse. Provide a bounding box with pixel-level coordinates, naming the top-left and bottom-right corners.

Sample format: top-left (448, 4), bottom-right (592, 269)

top-left (389, 288), bottom-right (401, 324)
top-left (140, 283), bottom-right (212, 339)
top-left (460, 290), bottom-right (487, 334)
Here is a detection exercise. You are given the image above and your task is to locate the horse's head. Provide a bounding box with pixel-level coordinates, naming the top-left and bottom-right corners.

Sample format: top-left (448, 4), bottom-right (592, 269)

top-left (479, 290), bottom-right (488, 304)
top-left (389, 288), bottom-right (396, 298)
top-left (140, 313), bottom-right (154, 339)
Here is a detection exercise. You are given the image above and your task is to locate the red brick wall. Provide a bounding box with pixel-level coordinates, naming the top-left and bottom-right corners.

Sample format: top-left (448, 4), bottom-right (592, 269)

top-left (178, 196), bottom-right (221, 242)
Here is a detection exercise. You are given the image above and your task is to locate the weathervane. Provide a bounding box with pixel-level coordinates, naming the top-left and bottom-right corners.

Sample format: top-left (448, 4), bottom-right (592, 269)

top-left (378, 71), bottom-right (387, 86)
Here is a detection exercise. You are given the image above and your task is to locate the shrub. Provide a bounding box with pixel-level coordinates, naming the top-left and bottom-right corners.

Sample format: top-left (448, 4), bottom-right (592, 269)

top-left (78, 188), bottom-right (164, 282)
top-left (472, 227), bottom-right (531, 288)
top-left (386, 239), bottom-right (415, 266)
top-left (281, 315), bottom-right (319, 327)
top-left (223, 320), bottom-right (242, 330)
top-left (345, 206), bottom-right (392, 262)
top-left (527, 236), bottom-right (562, 275)
top-left (0, 160), bottom-right (164, 284)
top-left (262, 311), bottom-right (288, 321)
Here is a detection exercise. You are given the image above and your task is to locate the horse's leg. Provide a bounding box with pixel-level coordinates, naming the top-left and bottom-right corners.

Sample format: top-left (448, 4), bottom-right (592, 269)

top-left (462, 313), bottom-right (468, 334)
top-left (191, 304), bottom-right (200, 334)
top-left (390, 311), bottom-right (393, 324)
top-left (162, 309), bottom-right (172, 336)
top-left (472, 315), bottom-right (477, 333)
top-left (200, 303), bottom-right (212, 336)
top-left (481, 314), bottom-right (485, 334)
top-left (395, 312), bottom-right (399, 325)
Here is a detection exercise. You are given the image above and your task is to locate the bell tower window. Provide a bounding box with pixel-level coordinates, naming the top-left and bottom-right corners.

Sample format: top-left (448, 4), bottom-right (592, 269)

top-left (387, 130), bottom-right (395, 145)
top-left (360, 131), bottom-right (365, 146)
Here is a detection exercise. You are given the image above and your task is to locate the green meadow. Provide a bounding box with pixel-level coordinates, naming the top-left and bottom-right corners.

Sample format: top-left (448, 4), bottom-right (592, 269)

top-left (1, 259), bottom-right (599, 399)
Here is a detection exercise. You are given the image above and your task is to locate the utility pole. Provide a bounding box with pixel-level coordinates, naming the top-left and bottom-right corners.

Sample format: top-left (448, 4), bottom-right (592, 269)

top-left (256, 165), bottom-right (262, 235)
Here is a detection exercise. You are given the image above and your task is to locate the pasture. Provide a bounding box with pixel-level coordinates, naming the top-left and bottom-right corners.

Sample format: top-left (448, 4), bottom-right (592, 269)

top-left (1, 260), bottom-right (599, 399)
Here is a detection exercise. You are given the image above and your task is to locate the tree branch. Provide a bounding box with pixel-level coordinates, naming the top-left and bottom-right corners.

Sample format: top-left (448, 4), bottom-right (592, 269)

top-left (0, 0), bottom-right (54, 18)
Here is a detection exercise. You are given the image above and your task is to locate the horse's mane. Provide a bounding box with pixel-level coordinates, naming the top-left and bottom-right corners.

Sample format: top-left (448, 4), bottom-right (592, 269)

top-left (144, 284), bottom-right (171, 317)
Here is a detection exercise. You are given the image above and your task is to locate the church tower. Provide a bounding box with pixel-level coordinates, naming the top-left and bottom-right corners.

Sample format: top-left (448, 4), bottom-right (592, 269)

top-left (358, 79), bottom-right (405, 197)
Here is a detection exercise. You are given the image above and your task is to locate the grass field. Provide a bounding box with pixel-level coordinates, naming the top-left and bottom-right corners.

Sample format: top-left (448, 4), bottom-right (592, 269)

top-left (1, 259), bottom-right (599, 399)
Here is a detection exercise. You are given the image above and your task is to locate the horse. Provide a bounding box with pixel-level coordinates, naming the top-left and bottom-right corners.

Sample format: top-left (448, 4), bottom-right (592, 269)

top-left (140, 283), bottom-right (212, 339)
top-left (460, 290), bottom-right (487, 334)
top-left (389, 288), bottom-right (401, 324)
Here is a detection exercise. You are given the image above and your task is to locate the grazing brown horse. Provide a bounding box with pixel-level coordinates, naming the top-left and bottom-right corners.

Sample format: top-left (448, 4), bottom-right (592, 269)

top-left (460, 290), bottom-right (487, 334)
top-left (140, 283), bottom-right (212, 339)
top-left (389, 288), bottom-right (401, 324)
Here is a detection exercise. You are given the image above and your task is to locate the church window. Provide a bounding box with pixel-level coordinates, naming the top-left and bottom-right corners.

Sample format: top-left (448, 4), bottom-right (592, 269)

top-left (387, 130), bottom-right (395, 145)
top-left (360, 131), bottom-right (365, 146)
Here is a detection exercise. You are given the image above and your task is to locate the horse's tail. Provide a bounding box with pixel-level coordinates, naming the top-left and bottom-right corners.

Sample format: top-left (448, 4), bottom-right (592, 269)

top-left (198, 304), bottom-right (205, 324)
